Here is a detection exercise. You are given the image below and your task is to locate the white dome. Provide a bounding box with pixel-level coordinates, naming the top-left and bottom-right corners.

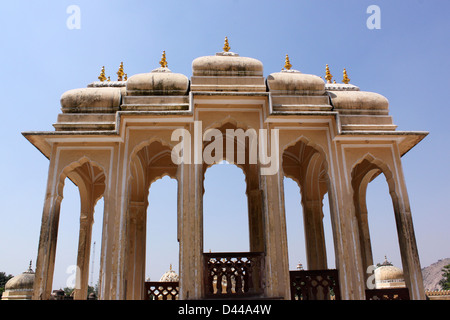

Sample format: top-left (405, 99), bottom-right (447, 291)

top-left (159, 265), bottom-right (179, 282)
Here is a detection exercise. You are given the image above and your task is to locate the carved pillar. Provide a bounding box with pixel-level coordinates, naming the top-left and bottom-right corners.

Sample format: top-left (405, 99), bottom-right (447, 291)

top-left (125, 201), bottom-right (147, 300)
top-left (73, 211), bottom-right (94, 300)
top-left (302, 199), bottom-right (328, 270)
top-left (33, 150), bottom-right (62, 300)
top-left (178, 163), bottom-right (204, 299)
top-left (33, 194), bottom-right (63, 300)
top-left (390, 151), bottom-right (425, 300)
top-left (329, 176), bottom-right (367, 300)
top-left (261, 170), bottom-right (290, 299)
top-left (246, 164), bottom-right (264, 252)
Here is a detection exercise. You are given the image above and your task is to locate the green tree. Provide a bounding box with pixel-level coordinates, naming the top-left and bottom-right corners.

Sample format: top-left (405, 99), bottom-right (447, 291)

top-left (438, 264), bottom-right (450, 290)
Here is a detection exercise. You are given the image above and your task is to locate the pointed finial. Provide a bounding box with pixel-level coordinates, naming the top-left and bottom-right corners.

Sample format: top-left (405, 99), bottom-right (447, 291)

top-left (342, 68), bottom-right (350, 84)
top-left (170, 264), bottom-right (172, 271)
top-left (26, 260), bottom-right (33, 273)
top-left (117, 62), bottom-right (124, 81)
top-left (284, 54), bottom-right (292, 70)
top-left (124, 73), bottom-right (128, 81)
top-left (325, 64), bottom-right (333, 84)
top-left (107, 76), bottom-right (111, 82)
top-left (223, 36), bottom-right (230, 52)
top-left (159, 51), bottom-right (168, 68)
top-left (98, 66), bottom-right (106, 82)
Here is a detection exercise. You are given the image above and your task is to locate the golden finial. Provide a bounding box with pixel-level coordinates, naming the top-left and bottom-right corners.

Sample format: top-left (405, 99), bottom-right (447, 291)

top-left (107, 76), bottom-right (111, 82)
top-left (117, 62), bottom-right (124, 81)
top-left (223, 36), bottom-right (230, 52)
top-left (124, 73), bottom-right (128, 81)
top-left (284, 54), bottom-right (292, 70)
top-left (342, 68), bottom-right (350, 84)
top-left (325, 64), bottom-right (333, 84)
top-left (98, 66), bottom-right (106, 82)
top-left (159, 51), bottom-right (168, 68)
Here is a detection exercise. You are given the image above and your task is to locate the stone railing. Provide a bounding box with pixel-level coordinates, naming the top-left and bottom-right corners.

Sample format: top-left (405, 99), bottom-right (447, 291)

top-left (289, 269), bottom-right (340, 300)
top-left (203, 252), bottom-right (265, 298)
top-left (144, 281), bottom-right (179, 300)
top-left (425, 290), bottom-right (450, 300)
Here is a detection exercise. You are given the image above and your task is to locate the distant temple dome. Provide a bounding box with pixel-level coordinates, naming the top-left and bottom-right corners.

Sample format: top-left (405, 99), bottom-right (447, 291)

top-left (2, 262), bottom-right (35, 300)
top-left (159, 265), bottom-right (179, 282)
top-left (374, 256), bottom-right (406, 289)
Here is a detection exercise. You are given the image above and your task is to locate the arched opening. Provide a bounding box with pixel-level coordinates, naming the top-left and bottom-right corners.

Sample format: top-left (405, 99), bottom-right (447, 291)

top-left (53, 159), bottom-right (106, 300)
top-left (125, 139), bottom-right (178, 300)
top-left (203, 162), bottom-right (249, 253)
top-left (284, 177), bottom-right (336, 271)
top-left (351, 156), bottom-right (404, 285)
top-left (284, 177), bottom-right (306, 271)
top-left (282, 138), bottom-right (335, 271)
top-left (367, 176), bottom-right (402, 268)
top-left (201, 121), bottom-right (265, 298)
top-left (145, 176), bottom-right (179, 281)
top-left (53, 179), bottom-right (80, 291)
top-left (282, 138), bottom-right (339, 300)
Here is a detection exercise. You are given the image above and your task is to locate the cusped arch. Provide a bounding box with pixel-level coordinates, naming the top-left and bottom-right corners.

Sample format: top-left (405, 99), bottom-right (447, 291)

top-left (201, 117), bottom-right (259, 189)
top-left (56, 156), bottom-right (107, 206)
top-left (127, 138), bottom-right (178, 203)
top-left (281, 135), bottom-right (330, 191)
top-left (350, 153), bottom-right (396, 195)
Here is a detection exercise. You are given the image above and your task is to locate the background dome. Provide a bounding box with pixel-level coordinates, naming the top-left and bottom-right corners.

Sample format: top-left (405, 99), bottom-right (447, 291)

top-left (5, 264), bottom-right (35, 291)
top-left (375, 265), bottom-right (404, 282)
top-left (159, 265), bottom-right (179, 282)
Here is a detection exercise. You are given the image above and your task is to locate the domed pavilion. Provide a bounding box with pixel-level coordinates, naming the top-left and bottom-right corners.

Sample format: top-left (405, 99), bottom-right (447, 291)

top-left (23, 37), bottom-right (427, 300)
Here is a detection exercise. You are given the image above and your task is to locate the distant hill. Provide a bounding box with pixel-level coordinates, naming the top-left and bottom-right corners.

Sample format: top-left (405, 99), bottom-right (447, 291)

top-left (422, 258), bottom-right (450, 291)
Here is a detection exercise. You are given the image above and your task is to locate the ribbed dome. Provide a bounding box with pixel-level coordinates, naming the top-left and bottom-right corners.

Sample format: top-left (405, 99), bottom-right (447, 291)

top-left (126, 67), bottom-right (189, 96)
top-left (267, 70), bottom-right (325, 95)
top-left (192, 53), bottom-right (263, 77)
top-left (5, 263), bottom-right (35, 291)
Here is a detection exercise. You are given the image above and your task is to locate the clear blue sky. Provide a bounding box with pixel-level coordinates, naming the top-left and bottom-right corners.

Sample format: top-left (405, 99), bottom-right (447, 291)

top-left (1, 0), bottom-right (449, 290)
